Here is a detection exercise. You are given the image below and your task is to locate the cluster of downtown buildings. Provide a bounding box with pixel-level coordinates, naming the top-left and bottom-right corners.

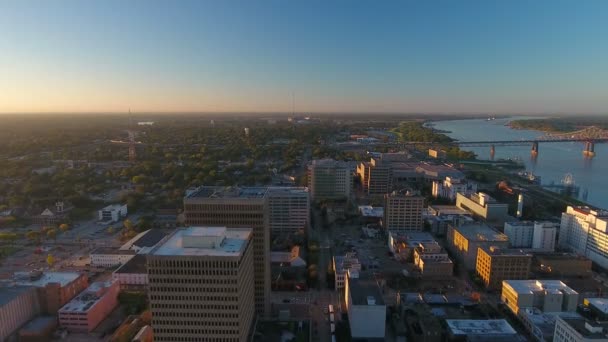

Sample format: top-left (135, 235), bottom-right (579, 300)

top-left (4, 154), bottom-right (608, 341)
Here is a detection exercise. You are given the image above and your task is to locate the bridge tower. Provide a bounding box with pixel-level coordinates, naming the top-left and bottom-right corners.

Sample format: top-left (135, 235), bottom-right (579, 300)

top-left (583, 141), bottom-right (595, 158)
top-left (490, 145), bottom-right (495, 160)
top-left (531, 141), bottom-right (539, 157)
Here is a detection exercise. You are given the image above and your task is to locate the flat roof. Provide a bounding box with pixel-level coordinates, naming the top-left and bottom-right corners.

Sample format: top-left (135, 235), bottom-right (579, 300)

top-left (20, 315), bottom-right (57, 333)
top-left (446, 319), bottom-right (516, 336)
top-left (267, 187), bottom-right (309, 196)
top-left (358, 205), bottom-right (384, 218)
top-left (91, 247), bottom-right (136, 255)
top-left (428, 205), bottom-right (470, 216)
top-left (0, 286), bottom-right (35, 306)
top-left (560, 317), bottom-right (608, 339)
top-left (152, 227), bottom-right (252, 257)
top-left (59, 280), bottom-right (116, 313)
top-left (520, 308), bottom-right (581, 338)
top-left (114, 254), bottom-right (146, 274)
top-left (348, 276), bottom-right (385, 306)
top-left (120, 229), bottom-right (167, 250)
top-left (453, 223), bottom-right (508, 242)
top-left (186, 186), bottom-right (268, 199)
top-left (101, 204), bottom-right (125, 211)
top-left (480, 246), bottom-right (532, 257)
top-left (586, 298), bottom-right (608, 314)
top-left (13, 271), bottom-right (82, 287)
top-left (503, 279), bottom-right (578, 295)
top-left (310, 159), bottom-right (351, 167)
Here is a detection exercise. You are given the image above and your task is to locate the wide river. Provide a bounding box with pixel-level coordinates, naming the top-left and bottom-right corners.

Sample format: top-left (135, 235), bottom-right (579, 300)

top-left (432, 117), bottom-right (608, 209)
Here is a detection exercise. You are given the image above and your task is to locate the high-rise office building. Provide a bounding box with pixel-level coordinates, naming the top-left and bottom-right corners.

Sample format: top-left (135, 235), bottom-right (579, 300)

top-left (308, 159), bottom-right (352, 201)
top-left (148, 227), bottom-right (255, 342)
top-left (475, 246), bottom-right (532, 290)
top-left (559, 206), bottom-right (608, 269)
top-left (383, 191), bottom-right (424, 231)
top-left (266, 187), bottom-right (310, 235)
top-left (184, 186), bottom-right (310, 316)
top-left (184, 187), bottom-right (269, 316)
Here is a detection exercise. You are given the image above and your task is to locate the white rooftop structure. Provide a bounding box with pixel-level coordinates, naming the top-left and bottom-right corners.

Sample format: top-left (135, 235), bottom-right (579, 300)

top-left (586, 298), bottom-right (608, 314)
top-left (152, 227), bottom-right (252, 257)
top-left (358, 205), bottom-right (384, 218)
top-left (12, 271), bottom-right (81, 287)
top-left (446, 319), bottom-right (517, 336)
top-left (505, 280), bottom-right (578, 296)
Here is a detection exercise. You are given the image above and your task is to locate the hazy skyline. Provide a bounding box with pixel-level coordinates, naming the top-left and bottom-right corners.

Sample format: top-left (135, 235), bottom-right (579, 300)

top-left (1, 0), bottom-right (608, 114)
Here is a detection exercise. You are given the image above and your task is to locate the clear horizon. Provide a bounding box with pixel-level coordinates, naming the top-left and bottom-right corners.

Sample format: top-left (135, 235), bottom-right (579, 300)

top-left (2, 0), bottom-right (608, 114)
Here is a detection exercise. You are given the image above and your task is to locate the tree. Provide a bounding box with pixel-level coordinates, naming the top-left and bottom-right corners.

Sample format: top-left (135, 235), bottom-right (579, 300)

top-left (107, 226), bottom-right (115, 234)
top-left (124, 219), bottom-right (134, 230)
top-left (59, 223), bottom-right (69, 232)
top-left (46, 254), bottom-right (55, 267)
top-left (26, 231), bottom-right (40, 242)
top-left (47, 229), bottom-right (57, 240)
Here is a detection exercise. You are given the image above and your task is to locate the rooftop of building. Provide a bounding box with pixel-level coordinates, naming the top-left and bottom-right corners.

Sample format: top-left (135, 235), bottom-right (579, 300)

top-left (560, 317), bottom-right (608, 339)
top-left (358, 205), bottom-right (384, 218)
top-left (480, 246), bottom-right (533, 257)
top-left (310, 159), bottom-right (351, 167)
top-left (452, 223), bottom-right (508, 242)
top-left (114, 254), bottom-right (147, 274)
top-left (59, 280), bottom-right (116, 313)
top-left (19, 315), bottom-right (57, 334)
top-left (534, 252), bottom-right (591, 261)
top-left (505, 220), bottom-right (535, 227)
top-left (520, 308), bottom-right (582, 337)
top-left (12, 271), bottom-right (82, 287)
top-left (503, 279), bottom-right (578, 295)
top-left (91, 247), bottom-right (136, 255)
top-left (569, 206), bottom-right (608, 218)
top-left (389, 231), bottom-right (436, 243)
top-left (348, 275), bottom-right (385, 306)
top-left (119, 229), bottom-right (167, 250)
top-left (185, 186), bottom-right (269, 199)
top-left (152, 226), bottom-right (252, 257)
top-left (585, 298), bottom-right (608, 314)
top-left (334, 254), bottom-right (360, 272)
top-left (100, 204), bottom-right (126, 211)
top-left (428, 205), bottom-right (470, 216)
top-left (266, 187), bottom-right (309, 198)
top-left (445, 319), bottom-right (517, 336)
top-left (0, 285), bottom-right (34, 306)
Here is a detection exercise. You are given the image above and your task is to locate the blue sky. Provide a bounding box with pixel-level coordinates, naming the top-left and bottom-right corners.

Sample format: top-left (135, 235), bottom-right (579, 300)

top-left (1, 0), bottom-right (607, 113)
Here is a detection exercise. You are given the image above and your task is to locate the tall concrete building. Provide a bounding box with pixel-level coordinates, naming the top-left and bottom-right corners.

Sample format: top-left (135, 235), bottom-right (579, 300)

top-left (475, 246), bottom-right (532, 290)
top-left (147, 227), bottom-right (255, 342)
top-left (532, 221), bottom-right (557, 251)
top-left (559, 206), bottom-right (608, 269)
top-left (456, 192), bottom-right (509, 223)
top-left (183, 186), bottom-right (309, 316)
top-left (357, 158), bottom-right (393, 195)
top-left (184, 187), bottom-right (269, 316)
top-left (383, 191), bottom-right (424, 231)
top-left (504, 221), bottom-right (535, 248)
top-left (266, 187), bottom-right (310, 235)
top-left (432, 176), bottom-right (478, 201)
top-left (308, 159), bottom-right (353, 201)
top-left (446, 223), bottom-right (509, 270)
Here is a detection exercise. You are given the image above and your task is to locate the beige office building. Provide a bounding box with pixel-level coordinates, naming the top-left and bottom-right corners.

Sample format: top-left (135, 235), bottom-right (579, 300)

top-left (148, 227), bottom-right (255, 342)
top-left (184, 187), bottom-right (269, 316)
top-left (476, 246), bottom-right (532, 290)
top-left (501, 280), bottom-right (578, 315)
top-left (357, 158), bottom-right (392, 195)
top-left (384, 191), bottom-right (424, 231)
